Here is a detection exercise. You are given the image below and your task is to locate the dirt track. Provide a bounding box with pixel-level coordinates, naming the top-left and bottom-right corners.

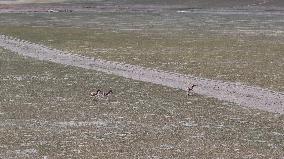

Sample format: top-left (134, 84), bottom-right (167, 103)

top-left (0, 34), bottom-right (283, 114)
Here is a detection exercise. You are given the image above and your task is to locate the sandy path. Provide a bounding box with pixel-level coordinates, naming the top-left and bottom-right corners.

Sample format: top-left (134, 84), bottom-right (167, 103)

top-left (0, 34), bottom-right (283, 114)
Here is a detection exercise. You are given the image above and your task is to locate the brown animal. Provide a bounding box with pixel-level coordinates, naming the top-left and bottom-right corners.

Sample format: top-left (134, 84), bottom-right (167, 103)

top-left (91, 89), bottom-right (113, 97)
top-left (187, 84), bottom-right (197, 96)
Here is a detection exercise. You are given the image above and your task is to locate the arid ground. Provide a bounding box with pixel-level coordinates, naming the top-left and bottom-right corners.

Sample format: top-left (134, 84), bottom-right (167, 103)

top-left (0, 0), bottom-right (283, 158)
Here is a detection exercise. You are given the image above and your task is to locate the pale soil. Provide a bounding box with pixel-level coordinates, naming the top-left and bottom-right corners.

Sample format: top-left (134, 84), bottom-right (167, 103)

top-left (0, 34), bottom-right (283, 114)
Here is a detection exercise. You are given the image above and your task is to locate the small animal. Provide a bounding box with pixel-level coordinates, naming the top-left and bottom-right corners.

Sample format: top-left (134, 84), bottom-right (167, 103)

top-left (90, 89), bottom-right (113, 97)
top-left (187, 84), bottom-right (197, 96)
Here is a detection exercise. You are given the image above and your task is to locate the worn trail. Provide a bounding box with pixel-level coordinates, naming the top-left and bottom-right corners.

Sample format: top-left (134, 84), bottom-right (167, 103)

top-left (0, 34), bottom-right (283, 114)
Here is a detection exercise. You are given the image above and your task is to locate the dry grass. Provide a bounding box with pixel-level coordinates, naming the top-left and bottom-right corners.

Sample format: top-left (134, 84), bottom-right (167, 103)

top-left (0, 47), bottom-right (283, 158)
top-left (0, 25), bottom-right (283, 91)
top-left (0, 8), bottom-right (283, 158)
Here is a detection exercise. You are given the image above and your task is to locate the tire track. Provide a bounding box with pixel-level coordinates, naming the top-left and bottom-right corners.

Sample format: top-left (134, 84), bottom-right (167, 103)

top-left (0, 34), bottom-right (283, 114)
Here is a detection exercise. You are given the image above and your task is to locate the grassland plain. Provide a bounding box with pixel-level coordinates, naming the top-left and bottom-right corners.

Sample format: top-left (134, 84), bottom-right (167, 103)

top-left (0, 47), bottom-right (284, 158)
top-left (0, 3), bottom-right (284, 158)
top-left (1, 35), bottom-right (282, 114)
top-left (0, 24), bottom-right (283, 92)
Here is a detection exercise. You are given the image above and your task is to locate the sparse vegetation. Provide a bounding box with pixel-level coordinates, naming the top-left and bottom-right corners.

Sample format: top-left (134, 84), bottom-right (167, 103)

top-left (0, 1), bottom-right (284, 158)
top-left (1, 48), bottom-right (283, 158)
top-left (0, 24), bottom-right (283, 91)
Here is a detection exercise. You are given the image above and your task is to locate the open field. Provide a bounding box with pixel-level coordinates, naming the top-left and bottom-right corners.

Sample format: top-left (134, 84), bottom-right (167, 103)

top-left (1, 47), bottom-right (284, 158)
top-left (0, 11), bottom-right (283, 91)
top-left (0, 1), bottom-right (284, 158)
top-left (0, 35), bottom-right (283, 114)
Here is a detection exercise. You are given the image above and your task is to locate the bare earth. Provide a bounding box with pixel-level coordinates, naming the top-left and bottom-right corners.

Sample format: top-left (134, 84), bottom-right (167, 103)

top-left (0, 34), bottom-right (283, 114)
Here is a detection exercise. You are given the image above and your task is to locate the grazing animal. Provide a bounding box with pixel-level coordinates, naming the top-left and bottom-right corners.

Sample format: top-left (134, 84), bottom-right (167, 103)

top-left (187, 84), bottom-right (197, 96)
top-left (90, 89), bottom-right (113, 97)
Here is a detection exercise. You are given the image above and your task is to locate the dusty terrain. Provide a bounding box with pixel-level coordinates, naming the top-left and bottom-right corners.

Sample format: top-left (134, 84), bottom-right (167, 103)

top-left (0, 1), bottom-right (283, 158)
top-left (1, 44), bottom-right (283, 158)
top-left (0, 35), bottom-right (283, 114)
